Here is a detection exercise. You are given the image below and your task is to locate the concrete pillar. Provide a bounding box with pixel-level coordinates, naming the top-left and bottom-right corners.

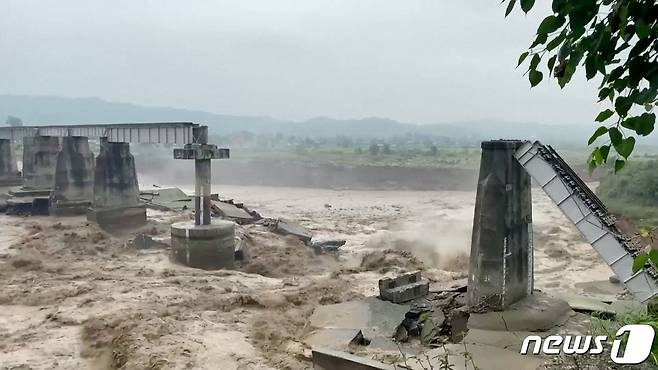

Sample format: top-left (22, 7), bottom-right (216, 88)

top-left (23, 136), bottom-right (60, 190)
top-left (21, 136), bottom-right (34, 184)
top-left (171, 126), bottom-right (234, 269)
top-left (87, 138), bottom-right (146, 229)
top-left (467, 140), bottom-right (532, 310)
top-left (0, 139), bottom-right (21, 186)
top-left (50, 136), bottom-right (95, 215)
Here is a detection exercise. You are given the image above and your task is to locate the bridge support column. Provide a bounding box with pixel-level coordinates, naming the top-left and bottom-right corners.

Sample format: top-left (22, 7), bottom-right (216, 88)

top-left (0, 139), bottom-right (21, 186)
top-left (171, 126), bottom-right (233, 269)
top-left (50, 136), bottom-right (95, 215)
top-left (467, 140), bottom-right (533, 310)
top-left (22, 136), bottom-right (60, 190)
top-left (87, 138), bottom-right (146, 230)
top-left (21, 136), bottom-right (35, 185)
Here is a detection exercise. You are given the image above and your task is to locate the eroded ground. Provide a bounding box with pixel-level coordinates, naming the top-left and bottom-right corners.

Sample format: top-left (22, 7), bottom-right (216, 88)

top-left (0, 185), bottom-right (613, 369)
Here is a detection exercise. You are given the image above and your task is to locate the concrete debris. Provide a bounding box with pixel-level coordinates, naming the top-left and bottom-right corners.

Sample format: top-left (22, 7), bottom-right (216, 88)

top-left (129, 234), bottom-right (169, 250)
top-left (6, 196), bottom-right (50, 215)
top-left (468, 292), bottom-right (571, 332)
top-left (306, 297), bottom-right (409, 353)
top-left (140, 187), bottom-right (192, 212)
top-left (379, 271), bottom-right (429, 303)
top-left (312, 348), bottom-right (394, 370)
top-left (272, 218), bottom-right (313, 244)
top-left (311, 239), bottom-right (346, 254)
top-left (211, 200), bottom-right (257, 223)
top-left (400, 343), bottom-right (544, 370)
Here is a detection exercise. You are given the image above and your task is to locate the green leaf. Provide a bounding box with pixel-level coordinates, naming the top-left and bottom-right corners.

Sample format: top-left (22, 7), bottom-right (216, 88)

top-left (520, 0), bottom-right (535, 13)
top-left (595, 109), bottom-right (614, 122)
top-left (593, 147), bottom-right (603, 164)
top-left (546, 32), bottom-right (566, 51)
top-left (587, 158), bottom-right (597, 174)
top-left (585, 55), bottom-right (596, 80)
top-left (530, 32), bottom-right (548, 48)
top-left (627, 113), bottom-right (655, 136)
top-left (598, 87), bottom-right (611, 102)
top-left (614, 159), bottom-right (625, 172)
top-left (633, 251), bottom-right (649, 273)
top-left (547, 55), bottom-right (557, 76)
top-left (529, 54), bottom-right (540, 70)
top-left (636, 22), bottom-right (651, 39)
top-left (601, 145), bottom-right (611, 161)
top-left (517, 52), bottom-right (529, 67)
top-left (529, 70), bottom-right (543, 87)
top-left (614, 96), bottom-right (632, 117)
top-left (505, 0), bottom-right (516, 17)
top-left (615, 136), bottom-right (636, 158)
top-left (609, 66), bottom-right (625, 81)
top-left (588, 126), bottom-right (608, 144)
top-left (537, 15), bottom-right (565, 35)
top-left (649, 250), bottom-right (658, 267)
top-left (609, 127), bottom-right (623, 145)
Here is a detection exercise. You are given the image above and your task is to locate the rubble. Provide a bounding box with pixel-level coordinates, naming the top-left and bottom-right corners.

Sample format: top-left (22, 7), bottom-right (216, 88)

top-left (378, 271), bottom-right (429, 303)
top-left (312, 348), bottom-right (394, 370)
top-left (310, 239), bottom-right (346, 254)
top-left (211, 200), bottom-right (257, 223)
top-left (140, 187), bottom-right (192, 212)
top-left (272, 218), bottom-right (313, 244)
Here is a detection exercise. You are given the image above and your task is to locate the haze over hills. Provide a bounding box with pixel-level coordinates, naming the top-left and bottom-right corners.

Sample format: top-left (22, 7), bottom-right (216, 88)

top-left (0, 94), bottom-right (644, 146)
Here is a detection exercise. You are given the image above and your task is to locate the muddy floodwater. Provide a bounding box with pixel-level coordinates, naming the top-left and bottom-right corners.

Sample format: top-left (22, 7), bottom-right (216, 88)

top-left (0, 184), bottom-right (613, 369)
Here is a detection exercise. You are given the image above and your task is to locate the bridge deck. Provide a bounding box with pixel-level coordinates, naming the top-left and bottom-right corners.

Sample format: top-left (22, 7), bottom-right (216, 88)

top-left (0, 122), bottom-right (197, 144)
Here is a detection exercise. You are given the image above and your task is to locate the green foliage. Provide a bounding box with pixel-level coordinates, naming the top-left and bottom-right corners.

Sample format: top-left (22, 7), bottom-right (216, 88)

top-left (598, 159), bottom-right (658, 224)
top-left (506, 0), bottom-right (658, 171)
top-left (592, 309), bottom-right (658, 366)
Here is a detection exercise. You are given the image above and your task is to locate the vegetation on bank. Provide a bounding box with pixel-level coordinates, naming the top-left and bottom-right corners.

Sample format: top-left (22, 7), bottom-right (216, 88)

top-left (598, 160), bottom-right (658, 225)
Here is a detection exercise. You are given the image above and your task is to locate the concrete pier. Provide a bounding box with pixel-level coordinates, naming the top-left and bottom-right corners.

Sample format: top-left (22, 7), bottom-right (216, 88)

top-left (22, 136), bottom-right (60, 190)
top-left (50, 136), bottom-right (95, 215)
top-left (21, 136), bottom-right (35, 185)
top-left (171, 126), bottom-right (233, 269)
top-left (467, 140), bottom-right (532, 310)
top-left (0, 139), bottom-right (21, 186)
top-left (171, 220), bottom-right (236, 269)
top-left (87, 138), bottom-right (146, 229)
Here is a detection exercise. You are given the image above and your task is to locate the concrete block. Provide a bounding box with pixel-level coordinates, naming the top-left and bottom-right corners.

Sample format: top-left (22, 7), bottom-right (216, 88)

top-left (312, 349), bottom-right (394, 370)
top-left (379, 271), bottom-right (429, 303)
top-left (87, 205), bottom-right (147, 231)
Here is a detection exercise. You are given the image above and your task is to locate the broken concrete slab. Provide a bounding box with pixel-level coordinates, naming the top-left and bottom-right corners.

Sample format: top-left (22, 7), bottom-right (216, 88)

top-left (468, 292), bottom-right (572, 332)
top-left (558, 293), bottom-right (616, 315)
top-left (430, 277), bottom-right (468, 293)
top-left (400, 343), bottom-right (545, 370)
top-left (309, 297), bottom-right (409, 338)
top-left (273, 218), bottom-right (313, 244)
top-left (464, 328), bottom-right (544, 351)
top-left (312, 348), bottom-right (394, 370)
top-left (307, 297), bottom-right (409, 351)
top-left (140, 187), bottom-right (193, 212)
top-left (5, 196), bottom-right (50, 215)
top-left (311, 239), bottom-right (346, 254)
top-left (212, 201), bottom-right (255, 222)
top-left (379, 271), bottom-right (429, 303)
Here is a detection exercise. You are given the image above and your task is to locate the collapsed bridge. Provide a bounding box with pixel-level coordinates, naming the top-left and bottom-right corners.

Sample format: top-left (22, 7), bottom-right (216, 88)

top-left (468, 140), bottom-right (657, 308)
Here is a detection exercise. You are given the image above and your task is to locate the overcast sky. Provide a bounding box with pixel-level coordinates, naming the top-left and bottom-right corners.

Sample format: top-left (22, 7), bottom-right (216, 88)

top-left (0, 0), bottom-right (606, 125)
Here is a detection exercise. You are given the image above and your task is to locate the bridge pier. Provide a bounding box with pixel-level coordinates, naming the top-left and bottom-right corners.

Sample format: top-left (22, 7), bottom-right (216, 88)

top-left (50, 136), bottom-right (95, 216)
top-left (22, 135), bottom-right (60, 190)
top-left (467, 140), bottom-right (533, 310)
top-left (87, 138), bottom-right (146, 230)
top-left (0, 139), bottom-right (21, 186)
top-left (171, 126), bottom-right (233, 269)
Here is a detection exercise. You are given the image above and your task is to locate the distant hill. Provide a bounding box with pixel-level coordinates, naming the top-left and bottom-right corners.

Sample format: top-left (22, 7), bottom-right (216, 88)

top-left (1, 94), bottom-right (651, 146)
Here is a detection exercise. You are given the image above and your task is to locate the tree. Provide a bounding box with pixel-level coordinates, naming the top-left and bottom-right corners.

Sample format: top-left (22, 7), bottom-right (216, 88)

top-left (5, 115), bottom-right (23, 127)
top-left (505, 0), bottom-right (657, 172)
